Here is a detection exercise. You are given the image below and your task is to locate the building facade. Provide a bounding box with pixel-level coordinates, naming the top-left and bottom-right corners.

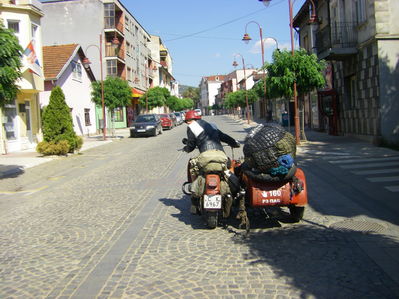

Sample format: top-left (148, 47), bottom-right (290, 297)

top-left (41, 0), bottom-right (153, 129)
top-left (295, 0), bottom-right (399, 145)
top-left (0, 0), bottom-right (44, 154)
top-left (199, 75), bottom-right (226, 115)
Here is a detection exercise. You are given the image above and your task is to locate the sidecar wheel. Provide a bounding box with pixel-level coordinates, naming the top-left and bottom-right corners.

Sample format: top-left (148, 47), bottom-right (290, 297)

top-left (289, 206), bottom-right (304, 222)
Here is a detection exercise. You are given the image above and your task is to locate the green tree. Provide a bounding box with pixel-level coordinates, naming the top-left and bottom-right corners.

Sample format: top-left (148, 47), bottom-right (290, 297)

top-left (0, 21), bottom-right (23, 107)
top-left (39, 86), bottom-right (82, 154)
top-left (141, 86), bottom-right (170, 110)
top-left (265, 49), bottom-right (326, 98)
top-left (224, 90), bottom-right (258, 109)
top-left (181, 97), bottom-right (194, 110)
top-left (165, 95), bottom-right (180, 111)
top-left (182, 87), bottom-right (200, 106)
top-left (91, 76), bottom-right (132, 110)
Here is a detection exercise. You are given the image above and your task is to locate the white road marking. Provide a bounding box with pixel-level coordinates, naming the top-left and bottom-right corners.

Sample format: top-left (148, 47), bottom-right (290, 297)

top-left (341, 162), bottom-right (399, 169)
top-left (385, 186), bottom-right (399, 192)
top-left (352, 168), bottom-right (399, 175)
top-left (329, 157), bottom-right (399, 164)
top-left (367, 176), bottom-right (399, 182)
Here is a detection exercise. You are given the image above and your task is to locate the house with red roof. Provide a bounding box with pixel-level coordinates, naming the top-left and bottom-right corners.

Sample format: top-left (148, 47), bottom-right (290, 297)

top-left (40, 44), bottom-right (98, 136)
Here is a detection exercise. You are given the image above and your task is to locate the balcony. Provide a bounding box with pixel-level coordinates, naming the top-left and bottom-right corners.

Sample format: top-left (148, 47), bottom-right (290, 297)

top-left (316, 22), bottom-right (358, 60)
top-left (104, 20), bottom-right (124, 33)
top-left (105, 43), bottom-right (125, 60)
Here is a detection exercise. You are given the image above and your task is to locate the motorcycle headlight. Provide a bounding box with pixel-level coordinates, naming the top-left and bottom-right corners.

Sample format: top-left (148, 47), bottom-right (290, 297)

top-left (146, 125), bottom-right (155, 129)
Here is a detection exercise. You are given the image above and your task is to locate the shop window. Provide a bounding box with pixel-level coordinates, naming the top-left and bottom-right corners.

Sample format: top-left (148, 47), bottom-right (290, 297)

top-left (113, 107), bottom-right (124, 122)
top-left (4, 101), bottom-right (17, 140)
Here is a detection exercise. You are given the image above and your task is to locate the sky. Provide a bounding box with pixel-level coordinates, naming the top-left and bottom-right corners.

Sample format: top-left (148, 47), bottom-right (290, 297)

top-left (124, 0), bottom-right (306, 87)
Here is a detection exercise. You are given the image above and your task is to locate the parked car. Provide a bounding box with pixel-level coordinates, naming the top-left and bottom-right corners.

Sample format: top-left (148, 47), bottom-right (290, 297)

top-left (169, 113), bottom-right (178, 127)
top-left (130, 114), bottom-right (162, 137)
top-left (159, 114), bottom-right (174, 130)
top-left (194, 108), bottom-right (202, 116)
top-left (173, 112), bottom-right (184, 125)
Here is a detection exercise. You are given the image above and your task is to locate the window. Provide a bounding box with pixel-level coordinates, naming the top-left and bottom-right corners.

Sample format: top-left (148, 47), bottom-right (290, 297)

top-left (31, 23), bottom-right (38, 40)
top-left (125, 16), bottom-right (129, 31)
top-left (113, 107), bottom-right (124, 122)
top-left (84, 108), bottom-right (91, 126)
top-left (72, 61), bottom-right (82, 81)
top-left (7, 20), bottom-right (19, 33)
top-left (127, 67), bottom-right (132, 81)
top-left (104, 3), bottom-right (115, 28)
top-left (106, 60), bottom-right (117, 77)
top-left (345, 75), bottom-right (357, 109)
top-left (4, 101), bottom-right (17, 140)
top-left (355, 0), bottom-right (366, 25)
top-left (126, 41), bottom-right (130, 56)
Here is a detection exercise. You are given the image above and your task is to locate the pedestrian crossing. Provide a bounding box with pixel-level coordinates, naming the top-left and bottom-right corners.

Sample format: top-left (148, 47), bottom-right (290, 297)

top-left (324, 155), bottom-right (399, 192)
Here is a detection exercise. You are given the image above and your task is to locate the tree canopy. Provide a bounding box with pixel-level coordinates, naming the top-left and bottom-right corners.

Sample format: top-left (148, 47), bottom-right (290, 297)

top-left (181, 87), bottom-right (200, 106)
top-left (265, 49), bottom-right (326, 98)
top-left (224, 89), bottom-right (259, 109)
top-left (0, 21), bottom-right (23, 107)
top-left (165, 95), bottom-right (194, 111)
top-left (91, 76), bottom-right (132, 110)
top-left (141, 86), bottom-right (170, 110)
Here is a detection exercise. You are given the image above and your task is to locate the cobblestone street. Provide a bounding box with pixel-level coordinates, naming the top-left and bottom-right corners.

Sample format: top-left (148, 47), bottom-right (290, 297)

top-left (0, 116), bottom-right (398, 298)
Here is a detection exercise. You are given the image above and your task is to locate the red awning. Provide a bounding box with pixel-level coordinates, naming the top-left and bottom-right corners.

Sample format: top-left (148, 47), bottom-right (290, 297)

top-left (132, 88), bottom-right (144, 97)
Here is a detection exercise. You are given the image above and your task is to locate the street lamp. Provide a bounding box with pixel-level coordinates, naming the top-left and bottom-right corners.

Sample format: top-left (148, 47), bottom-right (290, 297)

top-left (242, 21), bottom-right (269, 120)
top-left (257, 0), bottom-right (318, 145)
top-left (83, 33), bottom-right (119, 141)
top-left (232, 53), bottom-right (250, 124)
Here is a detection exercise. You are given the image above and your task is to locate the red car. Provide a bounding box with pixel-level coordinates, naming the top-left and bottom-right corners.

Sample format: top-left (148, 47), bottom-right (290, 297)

top-left (159, 114), bottom-right (174, 130)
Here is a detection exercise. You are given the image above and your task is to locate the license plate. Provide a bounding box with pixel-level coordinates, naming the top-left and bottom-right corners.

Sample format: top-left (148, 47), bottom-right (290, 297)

top-left (137, 129), bottom-right (146, 132)
top-left (204, 194), bottom-right (222, 209)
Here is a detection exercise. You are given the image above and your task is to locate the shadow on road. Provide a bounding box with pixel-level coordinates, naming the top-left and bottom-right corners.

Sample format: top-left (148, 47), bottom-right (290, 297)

top-left (232, 224), bottom-right (399, 298)
top-left (159, 196), bottom-right (204, 229)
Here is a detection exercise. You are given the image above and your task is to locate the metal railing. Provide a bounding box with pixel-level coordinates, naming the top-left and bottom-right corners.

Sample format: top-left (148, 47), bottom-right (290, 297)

top-left (316, 22), bottom-right (357, 54)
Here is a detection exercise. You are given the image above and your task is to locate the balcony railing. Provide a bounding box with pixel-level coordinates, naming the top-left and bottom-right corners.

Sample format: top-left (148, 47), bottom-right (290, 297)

top-left (105, 44), bottom-right (125, 60)
top-left (104, 18), bottom-right (124, 32)
top-left (316, 22), bottom-right (357, 56)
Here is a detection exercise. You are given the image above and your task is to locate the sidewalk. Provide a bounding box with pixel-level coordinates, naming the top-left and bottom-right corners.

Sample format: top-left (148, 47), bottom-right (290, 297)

top-left (0, 128), bottom-right (130, 178)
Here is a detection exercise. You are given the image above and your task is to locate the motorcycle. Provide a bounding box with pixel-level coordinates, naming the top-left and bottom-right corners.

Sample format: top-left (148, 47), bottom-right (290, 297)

top-left (233, 159), bottom-right (308, 232)
top-left (181, 139), bottom-right (238, 229)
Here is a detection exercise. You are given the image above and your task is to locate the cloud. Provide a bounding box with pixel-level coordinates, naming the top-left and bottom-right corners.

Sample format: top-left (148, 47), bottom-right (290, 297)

top-left (249, 38), bottom-right (298, 53)
top-left (214, 53), bottom-right (221, 58)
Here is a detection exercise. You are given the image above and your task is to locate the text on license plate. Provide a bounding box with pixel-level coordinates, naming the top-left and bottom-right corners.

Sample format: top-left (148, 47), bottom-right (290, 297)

top-left (137, 129), bottom-right (146, 132)
top-left (204, 194), bottom-right (222, 209)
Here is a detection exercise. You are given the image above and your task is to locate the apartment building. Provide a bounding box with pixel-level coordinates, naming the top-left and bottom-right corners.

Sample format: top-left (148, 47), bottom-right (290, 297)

top-left (294, 0), bottom-right (399, 145)
top-left (199, 75), bottom-right (227, 115)
top-left (149, 35), bottom-right (177, 97)
top-left (0, 0), bottom-right (44, 154)
top-left (41, 0), bottom-right (153, 128)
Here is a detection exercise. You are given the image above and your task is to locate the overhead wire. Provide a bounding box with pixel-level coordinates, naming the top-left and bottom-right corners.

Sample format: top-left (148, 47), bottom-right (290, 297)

top-left (164, 0), bottom-right (285, 42)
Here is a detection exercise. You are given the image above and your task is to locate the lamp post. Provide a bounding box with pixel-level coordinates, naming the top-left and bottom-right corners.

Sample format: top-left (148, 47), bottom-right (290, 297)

top-left (258, 0), bottom-right (318, 145)
top-left (83, 33), bottom-right (119, 141)
top-left (232, 53), bottom-right (250, 124)
top-left (242, 21), bottom-right (268, 120)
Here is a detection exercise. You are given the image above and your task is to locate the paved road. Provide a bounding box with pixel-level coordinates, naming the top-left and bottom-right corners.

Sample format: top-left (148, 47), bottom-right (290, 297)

top-left (0, 115), bottom-right (398, 298)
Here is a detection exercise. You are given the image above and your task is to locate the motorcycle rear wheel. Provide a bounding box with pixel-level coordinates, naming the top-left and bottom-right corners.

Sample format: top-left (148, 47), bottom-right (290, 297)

top-left (289, 206), bottom-right (305, 222)
top-left (204, 211), bottom-right (218, 229)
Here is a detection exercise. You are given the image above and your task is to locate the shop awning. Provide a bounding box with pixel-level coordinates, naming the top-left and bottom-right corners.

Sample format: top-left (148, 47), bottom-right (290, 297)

top-left (132, 87), bottom-right (144, 97)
